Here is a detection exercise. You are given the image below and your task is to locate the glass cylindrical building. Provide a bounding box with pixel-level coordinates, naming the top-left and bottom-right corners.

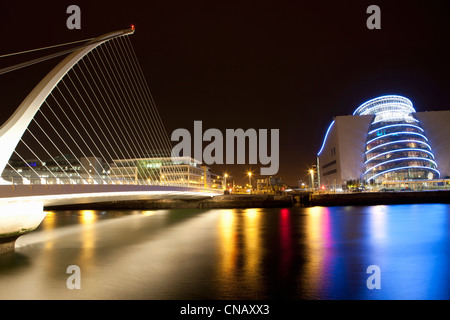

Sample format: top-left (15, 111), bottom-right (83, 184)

top-left (354, 95), bottom-right (440, 183)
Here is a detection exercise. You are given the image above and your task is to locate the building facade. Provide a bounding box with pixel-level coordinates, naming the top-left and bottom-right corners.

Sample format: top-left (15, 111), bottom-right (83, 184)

top-left (257, 176), bottom-right (284, 192)
top-left (3, 153), bottom-right (225, 189)
top-left (2, 155), bottom-right (109, 184)
top-left (111, 156), bottom-right (224, 189)
top-left (317, 95), bottom-right (450, 190)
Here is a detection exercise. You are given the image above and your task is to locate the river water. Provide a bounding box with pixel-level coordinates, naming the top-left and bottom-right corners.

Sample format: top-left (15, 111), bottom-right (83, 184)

top-left (0, 204), bottom-right (449, 300)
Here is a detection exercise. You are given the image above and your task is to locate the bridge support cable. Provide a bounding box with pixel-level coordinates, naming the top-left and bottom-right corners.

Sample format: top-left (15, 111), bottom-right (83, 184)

top-left (18, 139), bottom-right (61, 182)
top-left (25, 126), bottom-right (77, 182)
top-left (6, 163), bottom-right (26, 183)
top-left (43, 91), bottom-right (104, 184)
top-left (62, 71), bottom-right (133, 183)
top-left (71, 59), bottom-right (143, 182)
top-left (118, 36), bottom-right (188, 185)
top-left (0, 38), bottom-right (95, 59)
top-left (111, 39), bottom-right (177, 175)
top-left (98, 38), bottom-right (186, 186)
top-left (55, 85), bottom-right (111, 183)
top-left (81, 52), bottom-right (159, 184)
top-left (12, 150), bottom-right (43, 183)
top-left (98, 43), bottom-right (165, 183)
top-left (1, 29), bottom-right (189, 188)
top-left (86, 48), bottom-right (158, 183)
top-left (32, 109), bottom-right (90, 183)
top-left (86, 36), bottom-right (187, 186)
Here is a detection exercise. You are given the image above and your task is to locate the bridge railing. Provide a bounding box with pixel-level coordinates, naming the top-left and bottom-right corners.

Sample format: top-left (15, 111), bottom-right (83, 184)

top-left (3, 175), bottom-right (224, 193)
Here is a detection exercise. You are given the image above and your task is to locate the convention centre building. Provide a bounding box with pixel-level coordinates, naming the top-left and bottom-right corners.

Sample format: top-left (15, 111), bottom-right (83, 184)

top-left (317, 95), bottom-right (450, 190)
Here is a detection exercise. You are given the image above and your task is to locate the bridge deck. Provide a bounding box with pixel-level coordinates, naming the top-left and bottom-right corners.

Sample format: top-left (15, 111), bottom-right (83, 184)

top-left (0, 184), bottom-right (221, 207)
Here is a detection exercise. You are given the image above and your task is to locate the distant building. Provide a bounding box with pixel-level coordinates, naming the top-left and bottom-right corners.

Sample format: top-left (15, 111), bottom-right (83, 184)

top-left (3, 154), bottom-right (225, 189)
top-left (79, 156), bottom-right (106, 177)
top-left (111, 156), bottom-right (224, 189)
top-left (317, 95), bottom-right (450, 190)
top-left (257, 176), bottom-right (284, 192)
top-left (2, 155), bottom-right (108, 184)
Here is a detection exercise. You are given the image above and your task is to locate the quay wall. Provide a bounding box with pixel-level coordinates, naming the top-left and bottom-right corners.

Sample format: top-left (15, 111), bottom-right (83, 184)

top-left (310, 190), bottom-right (450, 206)
top-left (44, 191), bottom-right (450, 210)
top-left (46, 194), bottom-right (295, 210)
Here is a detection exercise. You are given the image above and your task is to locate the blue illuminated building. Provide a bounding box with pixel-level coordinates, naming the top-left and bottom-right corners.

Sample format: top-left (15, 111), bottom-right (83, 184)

top-left (317, 95), bottom-right (450, 190)
top-left (355, 95), bottom-right (439, 183)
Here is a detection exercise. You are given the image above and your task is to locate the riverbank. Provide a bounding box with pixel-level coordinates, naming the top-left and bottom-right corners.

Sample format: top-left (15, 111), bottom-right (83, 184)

top-left (4, 204), bottom-right (450, 299)
top-left (309, 190), bottom-right (450, 206)
top-left (44, 190), bottom-right (450, 210)
top-left (45, 194), bottom-right (294, 210)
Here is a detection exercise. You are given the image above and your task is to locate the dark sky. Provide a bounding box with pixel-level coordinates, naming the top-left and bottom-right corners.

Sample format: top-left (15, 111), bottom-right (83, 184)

top-left (1, 0), bottom-right (450, 185)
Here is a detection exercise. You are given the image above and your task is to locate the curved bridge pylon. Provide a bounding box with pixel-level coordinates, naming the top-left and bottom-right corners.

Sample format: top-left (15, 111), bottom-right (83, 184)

top-left (0, 29), bottom-right (134, 177)
top-left (0, 28), bottom-right (221, 252)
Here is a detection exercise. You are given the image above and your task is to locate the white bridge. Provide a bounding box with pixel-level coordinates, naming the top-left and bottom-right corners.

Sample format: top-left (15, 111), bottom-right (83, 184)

top-left (0, 28), bottom-right (221, 252)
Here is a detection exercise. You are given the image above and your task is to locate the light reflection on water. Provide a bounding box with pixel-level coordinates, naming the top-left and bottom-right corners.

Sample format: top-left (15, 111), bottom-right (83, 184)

top-left (0, 204), bottom-right (449, 300)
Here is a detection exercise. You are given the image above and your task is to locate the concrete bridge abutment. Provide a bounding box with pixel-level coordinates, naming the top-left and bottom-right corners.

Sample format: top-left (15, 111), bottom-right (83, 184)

top-left (0, 200), bottom-right (46, 254)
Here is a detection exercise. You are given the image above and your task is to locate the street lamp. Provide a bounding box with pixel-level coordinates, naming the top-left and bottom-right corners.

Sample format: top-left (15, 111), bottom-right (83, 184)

top-left (309, 169), bottom-right (314, 190)
top-left (247, 171), bottom-right (252, 188)
top-left (224, 173), bottom-right (228, 190)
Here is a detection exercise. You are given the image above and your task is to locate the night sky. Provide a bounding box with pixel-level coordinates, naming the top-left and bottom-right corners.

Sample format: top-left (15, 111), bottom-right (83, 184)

top-left (1, 0), bottom-right (450, 185)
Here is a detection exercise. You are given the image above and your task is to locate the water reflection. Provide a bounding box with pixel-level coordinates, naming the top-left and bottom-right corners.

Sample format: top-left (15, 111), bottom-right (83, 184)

top-left (1, 204), bottom-right (449, 299)
top-left (279, 208), bottom-right (292, 279)
top-left (78, 210), bottom-right (98, 265)
top-left (218, 209), bottom-right (236, 283)
top-left (243, 208), bottom-right (261, 292)
top-left (367, 206), bottom-right (387, 242)
top-left (217, 208), bottom-right (263, 298)
top-left (301, 206), bottom-right (333, 299)
top-left (40, 211), bottom-right (56, 231)
top-left (370, 204), bottom-right (450, 299)
top-left (297, 204), bottom-right (450, 299)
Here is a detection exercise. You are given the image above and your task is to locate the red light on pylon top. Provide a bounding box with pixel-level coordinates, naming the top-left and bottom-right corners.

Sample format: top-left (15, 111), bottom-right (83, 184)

top-left (131, 24), bottom-right (135, 30)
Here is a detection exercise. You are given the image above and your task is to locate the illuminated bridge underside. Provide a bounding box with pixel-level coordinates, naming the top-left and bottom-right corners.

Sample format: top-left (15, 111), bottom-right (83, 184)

top-left (355, 95), bottom-right (440, 183)
top-left (0, 185), bottom-right (220, 208)
top-left (0, 184), bottom-right (220, 254)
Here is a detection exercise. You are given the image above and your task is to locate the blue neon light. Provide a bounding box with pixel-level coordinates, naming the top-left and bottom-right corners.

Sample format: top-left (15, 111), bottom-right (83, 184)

top-left (358, 104), bottom-right (415, 116)
top-left (365, 140), bottom-right (432, 154)
top-left (365, 148), bottom-right (435, 164)
top-left (368, 124), bottom-right (424, 135)
top-left (353, 95), bottom-right (414, 115)
top-left (364, 157), bottom-right (438, 175)
top-left (366, 166), bottom-right (440, 182)
top-left (317, 120), bottom-right (335, 156)
top-left (366, 131), bottom-right (428, 145)
top-left (351, 95), bottom-right (441, 183)
top-left (371, 117), bottom-right (420, 125)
